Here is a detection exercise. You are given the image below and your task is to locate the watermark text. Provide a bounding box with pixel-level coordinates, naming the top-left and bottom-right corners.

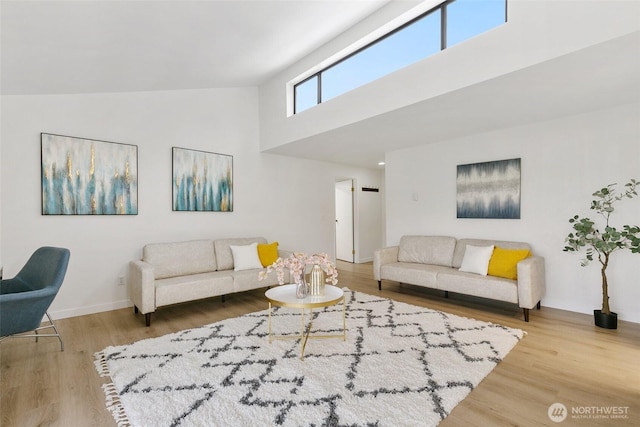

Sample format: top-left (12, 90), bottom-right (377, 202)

top-left (548, 403), bottom-right (630, 423)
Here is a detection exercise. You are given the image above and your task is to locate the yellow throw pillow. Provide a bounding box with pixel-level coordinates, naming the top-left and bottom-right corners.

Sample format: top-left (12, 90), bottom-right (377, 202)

top-left (257, 242), bottom-right (279, 267)
top-left (487, 247), bottom-right (531, 280)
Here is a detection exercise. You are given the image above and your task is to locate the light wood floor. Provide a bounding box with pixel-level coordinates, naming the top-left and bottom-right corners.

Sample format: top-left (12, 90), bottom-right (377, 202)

top-left (1, 261), bottom-right (638, 426)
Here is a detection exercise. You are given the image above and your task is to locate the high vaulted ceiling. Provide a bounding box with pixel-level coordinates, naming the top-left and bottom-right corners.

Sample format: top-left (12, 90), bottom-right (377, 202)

top-left (2, 1), bottom-right (639, 170)
top-left (1, 0), bottom-right (390, 95)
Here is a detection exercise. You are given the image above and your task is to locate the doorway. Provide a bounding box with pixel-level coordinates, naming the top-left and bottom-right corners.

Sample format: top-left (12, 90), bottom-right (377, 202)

top-left (335, 179), bottom-right (354, 263)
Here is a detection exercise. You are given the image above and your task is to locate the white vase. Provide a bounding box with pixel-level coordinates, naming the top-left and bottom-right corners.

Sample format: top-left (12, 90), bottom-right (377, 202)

top-left (310, 264), bottom-right (325, 296)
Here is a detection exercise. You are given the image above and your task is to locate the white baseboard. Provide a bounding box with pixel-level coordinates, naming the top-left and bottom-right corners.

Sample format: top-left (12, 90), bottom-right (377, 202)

top-left (50, 299), bottom-right (132, 320)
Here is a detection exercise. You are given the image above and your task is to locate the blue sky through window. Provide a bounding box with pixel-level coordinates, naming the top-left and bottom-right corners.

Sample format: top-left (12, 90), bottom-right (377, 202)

top-left (322, 10), bottom-right (441, 103)
top-left (447, 0), bottom-right (507, 47)
top-left (294, 0), bottom-right (506, 114)
top-left (295, 75), bottom-right (318, 114)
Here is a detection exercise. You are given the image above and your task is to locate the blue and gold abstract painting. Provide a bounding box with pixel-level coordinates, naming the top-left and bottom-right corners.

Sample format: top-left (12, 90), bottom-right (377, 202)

top-left (41, 133), bottom-right (138, 215)
top-left (457, 158), bottom-right (521, 219)
top-left (172, 147), bottom-right (233, 212)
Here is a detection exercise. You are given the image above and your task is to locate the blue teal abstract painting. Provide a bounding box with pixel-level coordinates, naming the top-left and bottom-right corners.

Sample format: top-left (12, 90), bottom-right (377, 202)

top-left (41, 133), bottom-right (138, 215)
top-left (172, 147), bottom-right (233, 212)
top-left (457, 158), bottom-right (521, 219)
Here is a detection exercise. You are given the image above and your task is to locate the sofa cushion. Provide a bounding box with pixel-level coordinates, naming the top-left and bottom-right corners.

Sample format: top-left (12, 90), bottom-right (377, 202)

top-left (214, 237), bottom-right (267, 271)
top-left (488, 247), bottom-right (531, 280)
top-left (232, 268), bottom-right (283, 293)
top-left (143, 240), bottom-right (216, 279)
top-left (230, 243), bottom-right (263, 271)
top-left (257, 242), bottom-right (279, 267)
top-left (380, 263), bottom-right (452, 288)
top-left (437, 270), bottom-right (518, 304)
top-left (155, 271), bottom-right (234, 307)
top-left (459, 245), bottom-right (494, 276)
top-left (397, 236), bottom-right (457, 267)
top-left (452, 239), bottom-right (531, 269)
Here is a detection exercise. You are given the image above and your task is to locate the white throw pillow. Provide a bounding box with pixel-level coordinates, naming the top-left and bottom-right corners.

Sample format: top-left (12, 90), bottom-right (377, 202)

top-left (458, 245), bottom-right (495, 276)
top-left (230, 243), bottom-right (263, 271)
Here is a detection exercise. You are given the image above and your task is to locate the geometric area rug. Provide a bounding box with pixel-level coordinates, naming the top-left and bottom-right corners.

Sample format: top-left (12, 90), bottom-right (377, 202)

top-left (95, 290), bottom-right (524, 427)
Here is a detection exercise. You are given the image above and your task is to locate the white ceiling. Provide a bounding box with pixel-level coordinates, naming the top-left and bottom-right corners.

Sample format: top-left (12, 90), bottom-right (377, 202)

top-left (2, 1), bottom-right (639, 169)
top-left (0, 0), bottom-right (390, 94)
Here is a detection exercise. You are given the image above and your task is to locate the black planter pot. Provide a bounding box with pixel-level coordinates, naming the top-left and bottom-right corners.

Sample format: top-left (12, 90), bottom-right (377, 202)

top-left (594, 309), bottom-right (618, 329)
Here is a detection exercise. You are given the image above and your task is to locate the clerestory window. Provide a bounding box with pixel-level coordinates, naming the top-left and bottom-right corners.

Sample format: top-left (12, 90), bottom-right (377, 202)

top-left (292, 0), bottom-right (507, 115)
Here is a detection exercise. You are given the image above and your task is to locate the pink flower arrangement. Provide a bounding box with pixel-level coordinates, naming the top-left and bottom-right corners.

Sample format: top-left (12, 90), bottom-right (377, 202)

top-left (259, 252), bottom-right (338, 286)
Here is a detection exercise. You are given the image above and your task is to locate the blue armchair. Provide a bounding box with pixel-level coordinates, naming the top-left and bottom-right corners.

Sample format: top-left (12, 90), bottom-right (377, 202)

top-left (0, 246), bottom-right (70, 351)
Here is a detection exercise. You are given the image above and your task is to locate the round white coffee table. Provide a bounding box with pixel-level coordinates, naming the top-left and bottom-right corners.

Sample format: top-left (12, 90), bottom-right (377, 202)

top-left (265, 284), bottom-right (346, 360)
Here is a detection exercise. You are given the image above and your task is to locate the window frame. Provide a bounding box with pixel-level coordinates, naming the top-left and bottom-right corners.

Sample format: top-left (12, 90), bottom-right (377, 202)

top-left (293, 0), bottom-right (507, 115)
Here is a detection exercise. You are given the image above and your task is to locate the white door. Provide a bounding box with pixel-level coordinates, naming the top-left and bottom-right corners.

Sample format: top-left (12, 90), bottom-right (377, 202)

top-left (335, 180), bottom-right (354, 262)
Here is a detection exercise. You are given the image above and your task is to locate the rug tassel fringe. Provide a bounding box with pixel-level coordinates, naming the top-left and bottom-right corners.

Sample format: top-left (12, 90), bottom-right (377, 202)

top-left (94, 351), bottom-right (111, 377)
top-left (102, 382), bottom-right (132, 427)
top-left (95, 351), bottom-right (132, 427)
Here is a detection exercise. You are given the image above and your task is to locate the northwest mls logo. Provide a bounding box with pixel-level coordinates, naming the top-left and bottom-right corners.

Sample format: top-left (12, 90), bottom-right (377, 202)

top-left (548, 403), bottom-right (630, 422)
top-left (548, 403), bottom-right (568, 423)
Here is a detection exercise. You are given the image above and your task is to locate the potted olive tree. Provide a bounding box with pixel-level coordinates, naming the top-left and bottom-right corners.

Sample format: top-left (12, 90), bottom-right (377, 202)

top-left (563, 179), bottom-right (639, 329)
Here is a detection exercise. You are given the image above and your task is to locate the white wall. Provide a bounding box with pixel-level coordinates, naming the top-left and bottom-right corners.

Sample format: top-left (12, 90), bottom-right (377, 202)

top-left (356, 182), bottom-right (383, 263)
top-left (259, 0), bottom-right (640, 150)
top-left (0, 89), bottom-right (2, 274)
top-left (385, 102), bottom-right (640, 323)
top-left (0, 88), bottom-right (382, 319)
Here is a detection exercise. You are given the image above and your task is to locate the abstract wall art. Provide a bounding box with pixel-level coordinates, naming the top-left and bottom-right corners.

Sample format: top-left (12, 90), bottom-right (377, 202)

top-left (41, 133), bottom-right (138, 215)
top-left (172, 147), bottom-right (233, 212)
top-left (456, 158), bottom-right (521, 219)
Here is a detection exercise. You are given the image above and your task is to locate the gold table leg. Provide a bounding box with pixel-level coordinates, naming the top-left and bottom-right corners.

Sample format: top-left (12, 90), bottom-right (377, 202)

top-left (342, 296), bottom-right (346, 340)
top-left (300, 308), bottom-right (314, 361)
top-left (266, 294), bottom-right (347, 361)
top-left (268, 302), bottom-right (272, 343)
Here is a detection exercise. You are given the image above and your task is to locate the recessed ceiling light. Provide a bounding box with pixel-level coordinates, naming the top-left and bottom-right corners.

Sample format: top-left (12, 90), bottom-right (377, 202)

top-left (378, 161), bottom-right (385, 166)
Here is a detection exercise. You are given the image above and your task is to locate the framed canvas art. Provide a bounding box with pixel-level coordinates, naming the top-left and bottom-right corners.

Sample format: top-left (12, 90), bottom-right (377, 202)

top-left (172, 147), bottom-right (233, 212)
top-left (456, 158), bottom-right (521, 219)
top-left (41, 133), bottom-right (138, 215)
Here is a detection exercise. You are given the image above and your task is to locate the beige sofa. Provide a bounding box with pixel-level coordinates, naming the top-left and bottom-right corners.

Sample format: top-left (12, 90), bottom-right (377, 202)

top-left (374, 236), bottom-right (545, 321)
top-left (129, 237), bottom-right (289, 326)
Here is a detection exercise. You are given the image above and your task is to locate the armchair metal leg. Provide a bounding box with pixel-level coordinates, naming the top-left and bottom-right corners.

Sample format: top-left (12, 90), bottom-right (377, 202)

top-left (378, 280), bottom-right (382, 291)
top-left (537, 301), bottom-right (541, 310)
top-left (523, 308), bottom-right (530, 322)
top-left (35, 312), bottom-right (64, 351)
top-left (145, 313), bottom-right (151, 327)
top-left (44, 311), bottom-right (64, 351)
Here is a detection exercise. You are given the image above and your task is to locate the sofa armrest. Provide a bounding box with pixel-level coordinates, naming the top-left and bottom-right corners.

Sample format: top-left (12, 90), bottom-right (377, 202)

top-left (516, 256), bottom-right (546, 309)
top-left (129, 260), bottom-right (156, 315)
top-left (277, 249), bottom-right (293, 260)
top-left (373, 246), bottom-right (399, 281)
